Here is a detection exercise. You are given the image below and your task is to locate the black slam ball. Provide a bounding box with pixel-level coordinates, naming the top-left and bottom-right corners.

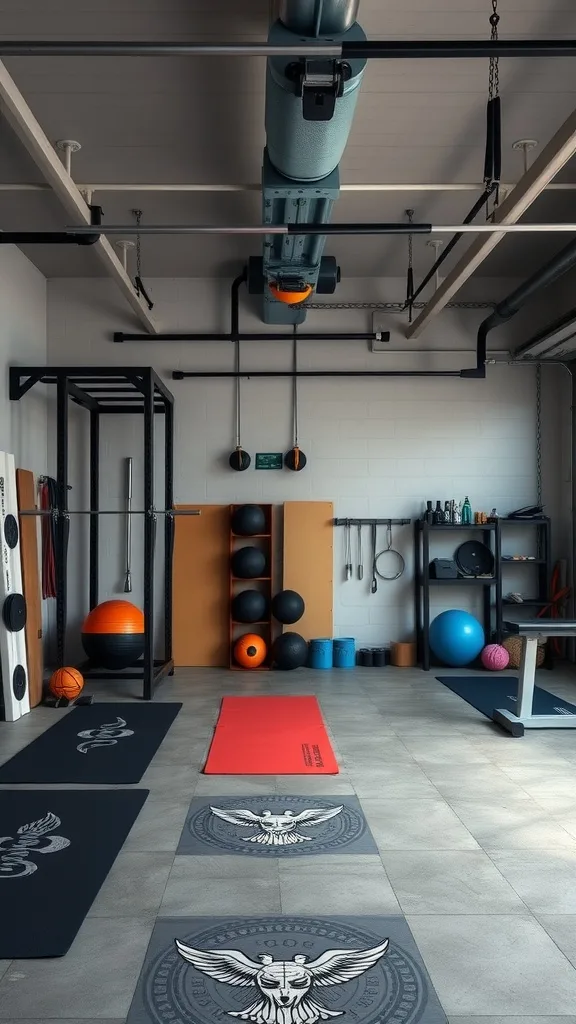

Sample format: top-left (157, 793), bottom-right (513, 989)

top-left (271, 631), bottom-right (308, 670)
top-left (231, 504), bottom-right (266, 536)
top-left (232, 589), bottom-right (268, 624)
top-left (271, 589), bottom-right (305, 625)
top-left (231, 546), bottom-right (267, 580)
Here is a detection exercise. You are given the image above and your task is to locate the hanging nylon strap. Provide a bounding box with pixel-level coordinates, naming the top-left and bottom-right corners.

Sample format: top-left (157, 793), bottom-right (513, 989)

top-left (406, 0), bottom-right (501, 309)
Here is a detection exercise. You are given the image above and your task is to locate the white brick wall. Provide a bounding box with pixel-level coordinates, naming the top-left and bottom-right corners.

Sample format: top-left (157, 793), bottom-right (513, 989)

top-left (46, 276), bottom-right (566, 654)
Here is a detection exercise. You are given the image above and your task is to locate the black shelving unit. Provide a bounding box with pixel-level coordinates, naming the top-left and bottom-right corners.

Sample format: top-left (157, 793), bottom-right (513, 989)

top-left (415, 520), bottom-right (501, 671)
top-left (415, 516), bottom-right (552, 671)
top-left (499, 517), bottom-right (551, 614)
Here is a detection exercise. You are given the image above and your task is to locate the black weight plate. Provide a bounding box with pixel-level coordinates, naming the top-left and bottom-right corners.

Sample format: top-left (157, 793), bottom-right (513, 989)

top-left (4, 514), bottom-right (18, 549)
top-left (2, 593), bottom-right (27, 632)
top-left (455, 540), bottom-right (495, 577)
top-left (12, 664), bottom-right (27, 701)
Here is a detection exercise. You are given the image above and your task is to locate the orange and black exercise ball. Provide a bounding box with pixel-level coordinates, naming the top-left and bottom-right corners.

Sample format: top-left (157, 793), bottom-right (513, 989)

top-left (234, 633), bottom-right (267, 669)
top-left (49, 666), bottom-right (84, 700)
top-left (81, 600), bottom-right (145, 670)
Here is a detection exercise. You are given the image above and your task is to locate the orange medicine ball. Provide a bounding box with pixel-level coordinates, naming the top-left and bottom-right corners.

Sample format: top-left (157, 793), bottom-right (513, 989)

top-left (82, 600), bottom-right (144, 635)
top-left (234, 633), bottom-right (267, 669)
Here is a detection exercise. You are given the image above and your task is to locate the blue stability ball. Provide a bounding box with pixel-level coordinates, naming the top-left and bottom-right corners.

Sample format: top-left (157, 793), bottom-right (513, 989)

top-left (429, 609), bottom-right (485, 667)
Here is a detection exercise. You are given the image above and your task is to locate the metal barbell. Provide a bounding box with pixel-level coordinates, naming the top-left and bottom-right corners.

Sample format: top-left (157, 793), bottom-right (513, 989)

top-left (19, 508), bottom-right (201, 519)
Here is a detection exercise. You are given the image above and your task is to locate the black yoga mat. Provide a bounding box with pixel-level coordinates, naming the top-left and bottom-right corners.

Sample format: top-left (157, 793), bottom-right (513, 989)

top-left (437, 675), bottom-right (576, 720)
top-left (0, 788), bottom-right (148, 958)
top-left (0, 701), bottom-right (182, 784)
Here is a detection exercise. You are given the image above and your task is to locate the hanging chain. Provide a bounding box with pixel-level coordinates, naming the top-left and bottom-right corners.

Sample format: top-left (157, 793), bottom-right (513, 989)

top-left (133, 208), bottom-right (143, 280)
top-left (488, 0), bottom-right (500, 101)
top-left (536, 362), bottom-right (542, 506)
top-left (407, 209), bottom-right (414, 277)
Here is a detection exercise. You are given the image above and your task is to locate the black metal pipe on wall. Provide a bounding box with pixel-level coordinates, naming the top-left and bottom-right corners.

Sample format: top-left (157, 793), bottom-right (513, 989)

top-left (172, 370), bottom-right (463, 379)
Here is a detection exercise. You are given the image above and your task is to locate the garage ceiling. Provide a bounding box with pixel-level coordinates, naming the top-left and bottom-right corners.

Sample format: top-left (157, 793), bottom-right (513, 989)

top-left (1, 0), bottom-right (576, 281)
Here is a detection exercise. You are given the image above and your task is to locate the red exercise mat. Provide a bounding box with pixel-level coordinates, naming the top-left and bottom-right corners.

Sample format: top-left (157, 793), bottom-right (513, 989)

top-left (203, 696), bottom-right (339, 775)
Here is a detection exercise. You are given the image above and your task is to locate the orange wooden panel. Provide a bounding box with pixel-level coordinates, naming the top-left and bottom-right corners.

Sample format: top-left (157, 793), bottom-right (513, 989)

top-left (16, 469), bottom-right (43, 707)
top-left (173, 504), bottom-right (230, 667)
top-left (283, 501), bottom-right (334, 641)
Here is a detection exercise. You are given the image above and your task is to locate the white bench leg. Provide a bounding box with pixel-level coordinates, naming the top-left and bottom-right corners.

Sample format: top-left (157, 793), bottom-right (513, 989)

top-left (517, 637), bottom-right (538, 718)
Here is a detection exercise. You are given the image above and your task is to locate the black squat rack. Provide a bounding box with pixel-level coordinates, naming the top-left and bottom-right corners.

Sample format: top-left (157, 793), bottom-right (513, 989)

top-left (9, 366), bottom-right (176, 700)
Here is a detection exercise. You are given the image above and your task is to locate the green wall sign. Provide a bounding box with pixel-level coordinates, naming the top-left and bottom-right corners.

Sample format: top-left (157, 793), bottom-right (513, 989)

top-left (255, 452), bottom-right (283, 470)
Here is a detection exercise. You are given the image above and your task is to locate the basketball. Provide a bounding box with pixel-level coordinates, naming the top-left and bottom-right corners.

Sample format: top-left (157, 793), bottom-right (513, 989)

top-left (49, 667), bottom-right (84, 700)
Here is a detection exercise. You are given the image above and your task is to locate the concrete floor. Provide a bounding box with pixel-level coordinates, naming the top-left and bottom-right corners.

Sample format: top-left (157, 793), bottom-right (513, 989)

top-left (2, 665), bottom-right (576, 1022)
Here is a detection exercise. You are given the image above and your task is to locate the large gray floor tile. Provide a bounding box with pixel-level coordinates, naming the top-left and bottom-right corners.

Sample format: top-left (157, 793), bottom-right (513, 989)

top-left (275, 774), bottom-right (355, 794)
top-left (193, 774), bottom-right (278, 795)
top-left (347, 764), bottom-right (439, 799)
top-left (381, 850), bottom-right (526, 914)
top-left (278, 859), bottom-right (400, 915)
top-left (361, 797), bottom-right (480, 850)
top-left (447, 797), bottom-right (576, 849)
top-left (122, 796), bottom-right (189, 852)
top-left (0, 918), bottom-right (152, 1018)
top-left (88, 852), bottom-right (174, 917)
top-left (407, 914), bottom-right (576, 1015)
top-left (398, 736), bottom-right (492, 764)
top-left (488, 849), bottom-right (576, 914)
top-left (422, 764), bottom-right (535, 802)
top-left (538, 916), bottom-right (576, 967)
top-left (159, 856), bottom-right (281, 915)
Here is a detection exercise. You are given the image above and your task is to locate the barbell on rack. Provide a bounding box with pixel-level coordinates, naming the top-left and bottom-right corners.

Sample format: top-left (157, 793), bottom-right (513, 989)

top-left (18, 508), bottom-right (201, 519)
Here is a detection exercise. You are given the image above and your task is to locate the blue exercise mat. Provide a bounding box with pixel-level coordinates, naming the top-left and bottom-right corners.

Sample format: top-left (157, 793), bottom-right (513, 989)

top-left (437, 675), bottom-right (576, 719)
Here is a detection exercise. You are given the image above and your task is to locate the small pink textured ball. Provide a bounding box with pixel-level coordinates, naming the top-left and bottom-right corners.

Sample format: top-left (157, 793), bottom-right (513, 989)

top-left (481, 643), bottom-right (510, 671)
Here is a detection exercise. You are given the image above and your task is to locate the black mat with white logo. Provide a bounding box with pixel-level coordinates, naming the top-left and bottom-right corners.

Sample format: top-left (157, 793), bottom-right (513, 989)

top-left (0, 788), bottom-right (148, 958)
top-left (177, 795), bottom-right (379, 857)
top-left (127, 915), bottom-right (447, 1024)
top-left (0, 702), bottom-right (182, 784)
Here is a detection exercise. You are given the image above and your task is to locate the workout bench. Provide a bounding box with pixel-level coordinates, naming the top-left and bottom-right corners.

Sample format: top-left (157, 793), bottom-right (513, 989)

top-left (493, 620), bottom-right (576, 736)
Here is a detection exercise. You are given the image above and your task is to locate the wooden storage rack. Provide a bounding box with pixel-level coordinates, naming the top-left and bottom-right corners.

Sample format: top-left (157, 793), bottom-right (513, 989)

top-left (229, 504), bottom-right (274, 670)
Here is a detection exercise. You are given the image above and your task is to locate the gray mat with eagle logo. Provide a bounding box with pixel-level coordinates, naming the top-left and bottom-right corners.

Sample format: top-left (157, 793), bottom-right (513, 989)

top-left (177, 796), bottom-right (378, 857)
top-left (126, 914), bottom-right (447, 1024)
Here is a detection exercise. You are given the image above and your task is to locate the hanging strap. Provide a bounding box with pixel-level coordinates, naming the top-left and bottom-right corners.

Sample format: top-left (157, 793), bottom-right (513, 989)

top-left (405, 209), bottom-right (414, 322)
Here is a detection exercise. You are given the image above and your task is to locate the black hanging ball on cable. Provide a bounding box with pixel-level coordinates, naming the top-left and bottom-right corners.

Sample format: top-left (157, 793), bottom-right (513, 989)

top-left (229, 447), bottom-right (251, 471)
top-left (284, 446), bottom-right (307, 472)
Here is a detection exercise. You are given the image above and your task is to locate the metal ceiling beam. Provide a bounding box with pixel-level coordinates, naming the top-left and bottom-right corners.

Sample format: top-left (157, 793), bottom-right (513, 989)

top-left (0, 60), bottom-right (158, 333)
top-left (1, 182), bottom-right (576, 193)
top-left (406, 106), bottom-right (576, 339)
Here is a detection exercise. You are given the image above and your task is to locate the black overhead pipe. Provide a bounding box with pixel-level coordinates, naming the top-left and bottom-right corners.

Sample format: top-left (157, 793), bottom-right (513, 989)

top-left (114, 272), bottom-right (380, 344)
top-left (0, 204), bottom-right (103, 246)
top-left (173, 370), bottom-right (462, 379)
top-left (476, 236), bottom-right (576, 367)
top-left (0, 40), bottom-right (575, 58)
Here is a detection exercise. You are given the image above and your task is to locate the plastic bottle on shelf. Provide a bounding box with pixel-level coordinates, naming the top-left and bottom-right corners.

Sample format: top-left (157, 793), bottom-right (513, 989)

top-left (461, 496), bottom-right (472, 525)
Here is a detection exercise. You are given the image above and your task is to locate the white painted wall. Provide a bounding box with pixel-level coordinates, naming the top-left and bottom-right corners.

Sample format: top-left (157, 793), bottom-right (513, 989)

top-left (46, 276), bottom-right (568, 656)
top-left (0, 246), bottom-right (48, 472)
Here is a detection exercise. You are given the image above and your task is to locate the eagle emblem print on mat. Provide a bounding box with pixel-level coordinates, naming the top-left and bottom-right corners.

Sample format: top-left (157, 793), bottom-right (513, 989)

top-left (76, 716), bottom-right (135, 753)
top-left (0, 812), bottom-right (70, 878)
top-left (210, 806), bottom-right (344, 846)
top-left (175, 939), bottom-right (390, 1024)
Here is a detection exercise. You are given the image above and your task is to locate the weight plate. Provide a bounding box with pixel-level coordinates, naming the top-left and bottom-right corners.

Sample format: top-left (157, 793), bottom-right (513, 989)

top-left (455, 540), bottom-right (494, 577)
top-left (12, 664), bottom-right (27, 702)
top-left (2, 593), bottom-right (27, 632)
top-left (4, 514), bottom-right (18, 549)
